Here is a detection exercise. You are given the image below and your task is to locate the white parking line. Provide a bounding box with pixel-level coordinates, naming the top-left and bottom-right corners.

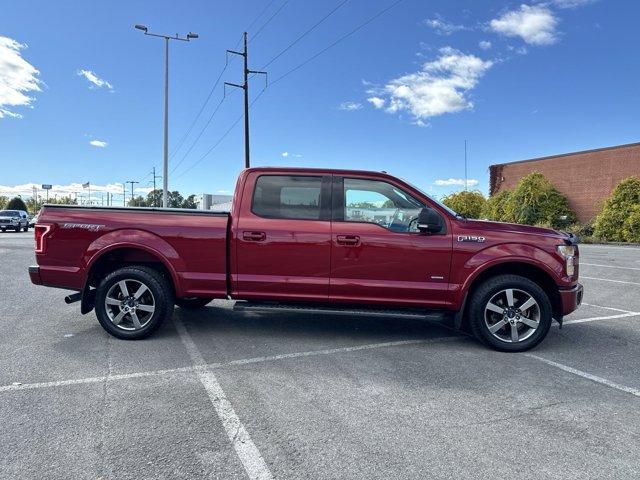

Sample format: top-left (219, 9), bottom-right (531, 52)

top-left (526, 354), bottom-right (640, 397)
top-left (563, 312), bottom-right (640, 325)
top-left (0, 336), bottom-right (460, 394)
top-left (581, 276), bottom-right (640, 286)
top-left (581, 302), bottom-right (636, 314)
top-left (582, 263), bottom-right (640, 271)
top-left (174, 319), bottom-right (274, 480)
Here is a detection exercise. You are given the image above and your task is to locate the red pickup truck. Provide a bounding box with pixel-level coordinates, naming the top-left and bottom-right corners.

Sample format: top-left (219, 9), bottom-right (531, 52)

top-left (29, 167), bottom-right (582, 351)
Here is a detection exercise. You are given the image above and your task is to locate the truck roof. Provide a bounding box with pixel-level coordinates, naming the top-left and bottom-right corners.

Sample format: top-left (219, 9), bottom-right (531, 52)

top-left (243, 166), bottom-right (395, 179)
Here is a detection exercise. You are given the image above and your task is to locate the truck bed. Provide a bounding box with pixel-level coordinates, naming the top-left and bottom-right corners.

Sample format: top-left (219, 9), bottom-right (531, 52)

top-left (33, 205), bottom-right (230, 298)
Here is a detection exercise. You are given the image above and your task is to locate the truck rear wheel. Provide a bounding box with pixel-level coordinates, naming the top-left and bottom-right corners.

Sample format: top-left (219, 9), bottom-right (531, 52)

top-left (95, 266), bottom-right (174, 340)
top-left (468, 274), bottom-right (552, 352)
top-left (175, 297), bottom-right (213, 309)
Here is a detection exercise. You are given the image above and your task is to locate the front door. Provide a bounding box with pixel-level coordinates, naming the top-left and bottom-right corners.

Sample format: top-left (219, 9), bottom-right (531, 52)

top-left (235, 173), bottom-right (332, 301)
top-left (329, 176), bottom-right (452, 308)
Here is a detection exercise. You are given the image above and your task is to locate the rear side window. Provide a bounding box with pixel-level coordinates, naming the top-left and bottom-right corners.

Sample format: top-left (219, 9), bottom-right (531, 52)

top-left (252, 175), bottom-right (322, 220)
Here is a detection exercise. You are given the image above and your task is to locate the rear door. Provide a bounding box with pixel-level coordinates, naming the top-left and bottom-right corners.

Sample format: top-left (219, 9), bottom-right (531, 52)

top-left (329, 176), bottom-right (452, 308)
top-left (234, 173), bottom-right (332, 301)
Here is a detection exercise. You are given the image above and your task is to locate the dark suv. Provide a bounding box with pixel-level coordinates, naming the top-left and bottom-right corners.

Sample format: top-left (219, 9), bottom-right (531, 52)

top-left (0, 210), bottom-right (29, 232)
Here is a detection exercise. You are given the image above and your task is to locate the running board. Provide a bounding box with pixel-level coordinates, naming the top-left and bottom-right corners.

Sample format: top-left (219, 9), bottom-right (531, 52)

top-left (232, 301), bottom-right (451, 322)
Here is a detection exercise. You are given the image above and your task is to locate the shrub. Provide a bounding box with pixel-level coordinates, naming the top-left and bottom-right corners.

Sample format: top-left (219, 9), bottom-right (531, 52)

top-left (482, 190), bottom-right (512, 222)
top-left (594, 177), bottom-right (640, 241)
top-left (622, 204), bottom-right (640, 243)
top-left (5, 197), bottom-right (28, 211)
top-left (441, 190), bottom-right (486, 219)
top-left (504, 172), bottom-right (576, 229)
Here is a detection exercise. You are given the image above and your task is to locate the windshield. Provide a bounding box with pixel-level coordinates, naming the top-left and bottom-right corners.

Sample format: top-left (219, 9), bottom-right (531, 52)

top-left (0, 210), bottom-right (19, 217)
top-left (398, 179), bottom-right (461, 218)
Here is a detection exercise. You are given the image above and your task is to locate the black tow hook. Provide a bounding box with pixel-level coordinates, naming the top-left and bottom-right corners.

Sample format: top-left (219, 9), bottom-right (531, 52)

top-left (64, 292), bottom-right (82, 304)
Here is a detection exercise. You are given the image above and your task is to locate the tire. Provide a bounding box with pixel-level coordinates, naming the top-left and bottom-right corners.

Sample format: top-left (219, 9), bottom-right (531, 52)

top-left (95, 266), bottom-right (174, 340)
top-left (175, 297), bottom-right (213, 309)
top-left (1, 228), bottom-right (5, 232)
top-left (468, 274), bottom-right (552, 352)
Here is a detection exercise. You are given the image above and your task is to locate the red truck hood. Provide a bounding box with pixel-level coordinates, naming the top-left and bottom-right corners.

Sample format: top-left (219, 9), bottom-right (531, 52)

top-left (462, 219), bottom-right (568, 240)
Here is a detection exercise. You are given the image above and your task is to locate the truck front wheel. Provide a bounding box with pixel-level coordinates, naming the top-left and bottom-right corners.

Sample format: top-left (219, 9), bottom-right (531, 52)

top-left (95, 266), bottom-right (174, 340)
top-left (468, 274), bottom-right (552, 352)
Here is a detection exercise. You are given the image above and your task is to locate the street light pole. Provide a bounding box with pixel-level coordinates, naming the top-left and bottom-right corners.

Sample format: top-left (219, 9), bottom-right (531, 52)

top-left (134, 24), bottom-right (198, 208)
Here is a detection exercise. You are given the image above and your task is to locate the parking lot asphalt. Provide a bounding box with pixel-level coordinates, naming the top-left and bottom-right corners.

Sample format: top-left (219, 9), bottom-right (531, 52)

top-left (1, 231), bottom-right (639, 479)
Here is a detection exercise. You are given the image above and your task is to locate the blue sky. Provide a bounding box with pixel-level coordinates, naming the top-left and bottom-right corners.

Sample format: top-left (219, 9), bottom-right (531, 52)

top-left (1, 0), bottom-right (638, 204)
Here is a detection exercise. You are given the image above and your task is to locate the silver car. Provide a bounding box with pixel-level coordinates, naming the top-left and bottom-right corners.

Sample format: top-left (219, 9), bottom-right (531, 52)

top-left (0, 210), bottom-right (29, 232)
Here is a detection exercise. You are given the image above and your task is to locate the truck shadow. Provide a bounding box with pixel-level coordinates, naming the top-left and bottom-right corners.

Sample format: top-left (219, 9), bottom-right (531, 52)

top-left (167, 303), bottom-right (466, 345)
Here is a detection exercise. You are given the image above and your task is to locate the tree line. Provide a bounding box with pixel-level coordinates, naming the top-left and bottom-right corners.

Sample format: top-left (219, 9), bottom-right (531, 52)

top-left (0, 189), bottom-right (199, 215)
top-left (440, 172), bottom-right (640, 243)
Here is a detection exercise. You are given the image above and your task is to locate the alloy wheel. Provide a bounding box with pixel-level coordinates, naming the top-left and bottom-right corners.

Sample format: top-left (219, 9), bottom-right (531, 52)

top-left (484, 288), bottom-right (541, 343)
top-left (104, 279), bottom-right (156, 331)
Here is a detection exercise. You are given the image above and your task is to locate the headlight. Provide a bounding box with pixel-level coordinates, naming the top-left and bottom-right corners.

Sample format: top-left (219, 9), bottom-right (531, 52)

top-left (557, 245), bottom-right (576, 276)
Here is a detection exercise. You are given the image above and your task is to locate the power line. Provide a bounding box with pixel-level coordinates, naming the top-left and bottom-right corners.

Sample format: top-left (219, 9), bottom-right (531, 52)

top-left (271, 0), bottom-right (405, 86)
top-left (261, 0), bottom-right (351, 70)
top-left (245, 0), bottom-right (279, 34)
top-left (170, 95), bottom-right (229, 174)
top-left (250, 0), bottom-right (291, 42)
top-left (174, 88), bottom-right (267, 180)
top-left (169, 59), bottom-right (230, 159)
top-left (174, 0), bottom-right (405, 179)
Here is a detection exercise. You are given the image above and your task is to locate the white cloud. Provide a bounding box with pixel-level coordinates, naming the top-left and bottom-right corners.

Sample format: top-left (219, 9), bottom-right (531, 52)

top-left (0, 36), bottom-right (41, 119)
top-left (0, 182), bottom-right (127, 197)
top-left (76, 69), bottom-right (113, 90)
top-left (367, 97), bottom-right (386, 109)
top-left (434, 178), bottom-right (479, 187)
top-left (281, 151), bottom-right (302, 158)
top-left (490, 5), bottom-right (559, 46)
top-left (368, 47), bottom-right (493, 122)
top-left (479, 40), bottom-right (492, 50)
top-left (551, 0), bottom-right (595, 8)
top-left (424, 15), bottom-right (468, 35)
top-left (89, 140), bottom-right (108, 148)
top-left (338, 101), bottom-right (363, 111)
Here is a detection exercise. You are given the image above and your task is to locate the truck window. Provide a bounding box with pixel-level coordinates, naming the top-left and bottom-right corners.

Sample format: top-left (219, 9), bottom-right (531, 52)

top-left (343, 178), bottom-right (424, 233)
top-left (252, 175), bottom-right (322, 220)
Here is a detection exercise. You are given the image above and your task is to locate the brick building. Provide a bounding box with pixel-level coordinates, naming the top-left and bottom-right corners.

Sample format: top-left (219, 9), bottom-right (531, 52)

top-left (489, 142), bottom-right (640, 223)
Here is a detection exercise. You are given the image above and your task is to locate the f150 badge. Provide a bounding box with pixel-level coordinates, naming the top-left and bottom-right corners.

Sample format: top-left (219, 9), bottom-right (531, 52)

top-left (458, 235), bottom-right (485, 243)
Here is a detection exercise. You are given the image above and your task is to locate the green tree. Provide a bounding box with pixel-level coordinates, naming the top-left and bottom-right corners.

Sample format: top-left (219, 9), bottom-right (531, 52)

top-left (442, 190), bottom-right (486, 219)
top-left (181, 194), bottom-right (198, 209)
top-left (0, 196), bottom-right (7, 209)
top-left (6, 197), bottom-right (28, 211)
top-left (504, 172), bottom-right (576, 228)
top-left (594, 176), bottom-right (640, 241)
top-left (145, 189), bottom-right (185, 208)
top-left (622, 205), bottom-right (640, 243)
top-left (128, 196), bottom-right (147, 207)
top-left (482, 190), bottom-right (512, 222)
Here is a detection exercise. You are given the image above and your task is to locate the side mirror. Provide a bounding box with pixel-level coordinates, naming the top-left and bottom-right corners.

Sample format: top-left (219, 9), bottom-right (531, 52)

top-left (417, 207), bottom-right (443, 234)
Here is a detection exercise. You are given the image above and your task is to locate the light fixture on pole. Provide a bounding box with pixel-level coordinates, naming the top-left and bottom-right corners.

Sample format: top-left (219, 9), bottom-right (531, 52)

top-left (134, 24), bottom-right (198, 208)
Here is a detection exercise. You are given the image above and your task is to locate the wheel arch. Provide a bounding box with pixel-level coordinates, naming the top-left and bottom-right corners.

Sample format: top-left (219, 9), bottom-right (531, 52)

top-left (461, 260), bottom-right (562, 324)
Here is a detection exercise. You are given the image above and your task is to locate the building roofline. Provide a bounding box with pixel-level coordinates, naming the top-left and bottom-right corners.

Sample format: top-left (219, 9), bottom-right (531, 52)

top-left (490, 141), bottom-right (640, 168)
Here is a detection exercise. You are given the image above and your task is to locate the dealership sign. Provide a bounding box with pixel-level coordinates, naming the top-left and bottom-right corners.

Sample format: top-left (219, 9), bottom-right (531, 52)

top-left (41, 184), bottom-right (52, 190)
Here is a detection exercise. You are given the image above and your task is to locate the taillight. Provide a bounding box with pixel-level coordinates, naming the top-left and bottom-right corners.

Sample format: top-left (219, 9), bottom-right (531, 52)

top-left (35, 225), bottom-right (51, 254)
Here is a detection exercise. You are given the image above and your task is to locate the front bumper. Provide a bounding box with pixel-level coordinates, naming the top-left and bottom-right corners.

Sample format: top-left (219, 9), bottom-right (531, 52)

top-left (559, 283), bottom-right (583, 316)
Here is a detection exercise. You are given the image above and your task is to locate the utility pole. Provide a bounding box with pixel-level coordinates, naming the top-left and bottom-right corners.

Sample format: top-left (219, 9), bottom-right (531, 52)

top-left (225, 32), bottom-right (267, 169)
top-left (126, 181), bottom-right (139, 204)
top-left (151, 167), bottom-right (162, 207)
top-left (464, 139), bottom-right (468, 191)
top-left (123, 182), bottom-right (127, 206)
top-left (134, 25), bottom-right (198, 208)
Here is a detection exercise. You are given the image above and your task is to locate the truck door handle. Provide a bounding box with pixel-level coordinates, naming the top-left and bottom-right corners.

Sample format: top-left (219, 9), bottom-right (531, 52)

top-left (243, 231), bottom-right (266, 242)
top-left (336, 235), bottom-right (360, 246)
